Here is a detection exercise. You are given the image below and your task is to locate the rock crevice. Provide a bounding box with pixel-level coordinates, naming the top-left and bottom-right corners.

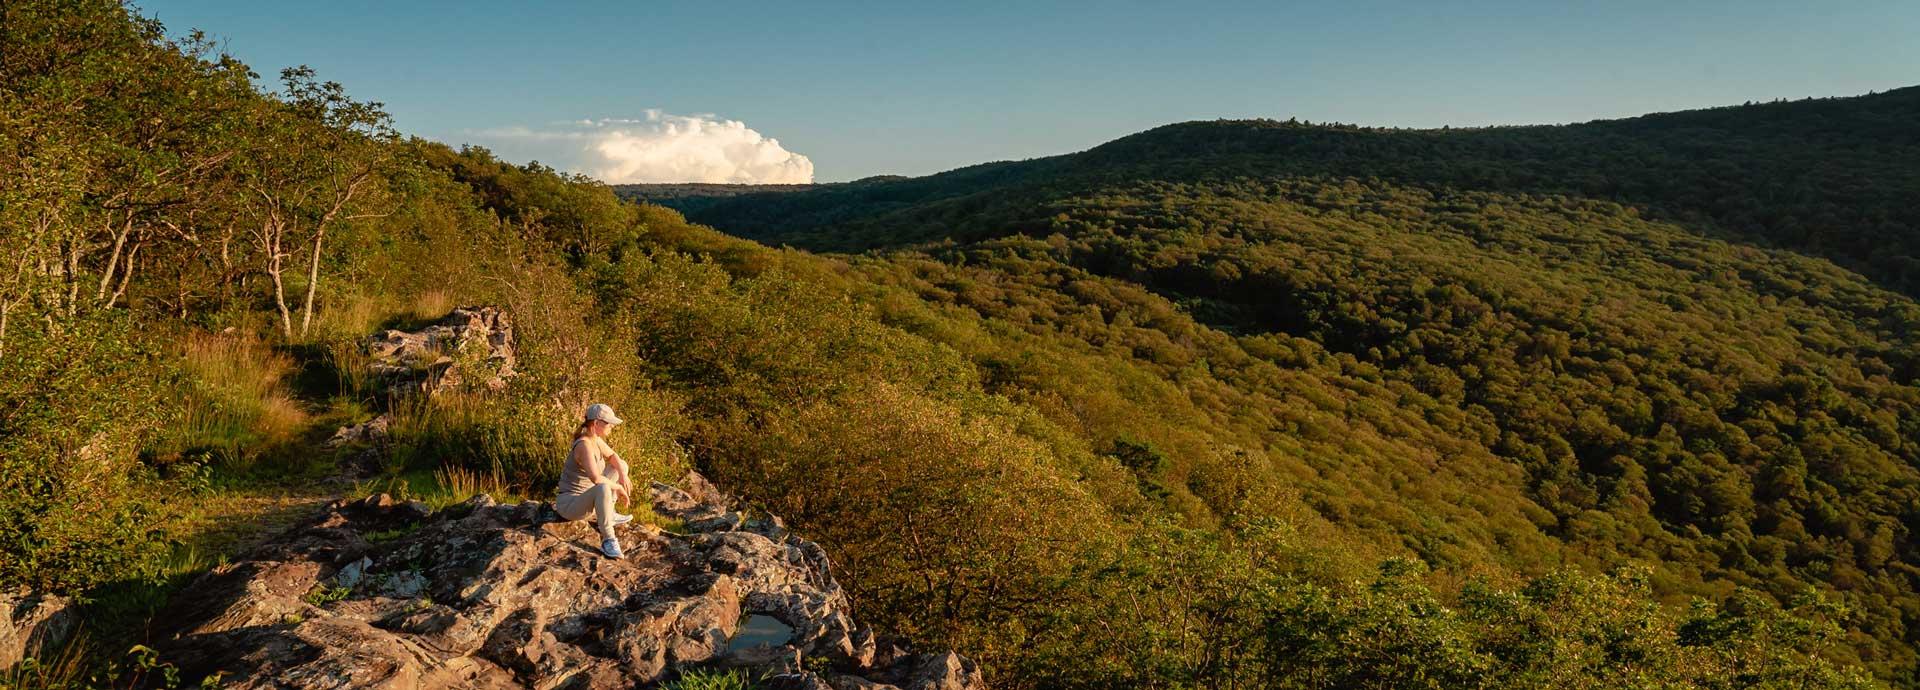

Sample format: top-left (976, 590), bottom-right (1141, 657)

top-left (156, 473), bottom-right (983, 690)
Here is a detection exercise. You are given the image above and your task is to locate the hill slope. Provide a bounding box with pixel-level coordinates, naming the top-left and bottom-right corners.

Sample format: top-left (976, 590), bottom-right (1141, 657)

top-left (666, 88), bottom-right (1920, 294)
top-left (661, 92), bottom-right (1920, 684)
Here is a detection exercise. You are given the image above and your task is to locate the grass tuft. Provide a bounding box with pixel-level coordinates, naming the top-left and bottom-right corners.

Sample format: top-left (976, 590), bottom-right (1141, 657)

top-left (662, 668), bottom-right (760, 690)
top-left (324, 338), bottom-right (375, 400)
top-left (0, 630), bottom-right (92, 690)
top-left (410, 290), bottom-right (452, 323)
top-left (152, 331), bottom-right (309, 472)
top-left (310, 292), bottom-right (387, 344)
top-left (433, 463), bottom-right (513, 505)
top-left (384, 392), bottom-right (568, 490)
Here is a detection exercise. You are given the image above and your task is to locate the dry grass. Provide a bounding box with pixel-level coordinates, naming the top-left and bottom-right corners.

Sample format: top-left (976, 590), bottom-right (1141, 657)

top-left (312, 289), bottom-right (453, 345)
top-left (410, 290), bottom-right (453, 322)
top-left (0, 630), bottom-right (92, 690)
top-left (312, 292), bottom-right (387, 343)
top-left (162, 332), bottom-right (309, 470)
top-left (325, 337), bottom-right (375, 398)
top-left (433, 463), bottom-right (512, 505)
top-left (386, 391), bottom-right (569, 488)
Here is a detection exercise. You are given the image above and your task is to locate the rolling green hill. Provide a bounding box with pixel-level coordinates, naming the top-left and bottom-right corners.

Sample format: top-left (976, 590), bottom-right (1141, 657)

top-left (662, 88), bottom-right (1920, 294)
top-left (654, 93), bottom-right (1920, 684)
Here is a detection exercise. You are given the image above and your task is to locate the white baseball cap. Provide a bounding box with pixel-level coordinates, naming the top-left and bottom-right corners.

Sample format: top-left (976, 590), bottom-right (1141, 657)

top-left (585, 403), bottom-right (624, 425)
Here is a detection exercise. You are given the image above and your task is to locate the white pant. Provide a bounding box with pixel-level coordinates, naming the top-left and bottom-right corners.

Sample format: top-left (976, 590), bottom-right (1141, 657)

top-left (555, 483), bottom-right (617, 539)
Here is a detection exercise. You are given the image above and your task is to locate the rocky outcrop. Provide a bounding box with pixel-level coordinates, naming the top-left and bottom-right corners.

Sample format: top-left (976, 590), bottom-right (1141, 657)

top-left (0, 589), bottom-right (77, 669)
top-left (154, 473), bottom-right (984, 689)
top-left (365, 305), bottom-right (517, 395)
top-left (327, 306), bottom-right (514, 475)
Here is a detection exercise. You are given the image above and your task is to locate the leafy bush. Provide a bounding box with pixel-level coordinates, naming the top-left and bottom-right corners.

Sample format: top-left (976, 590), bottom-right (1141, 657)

top-left (0, 3), bottom-right (1907, 684)
top-left (0, 315), bottom-right (170, 593)
top-left (722, 383), bottom-right (1109, 663)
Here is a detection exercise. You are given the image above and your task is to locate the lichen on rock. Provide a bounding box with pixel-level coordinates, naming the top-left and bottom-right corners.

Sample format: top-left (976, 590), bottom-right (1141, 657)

top-left (154, 472), bottom-right (984, 689)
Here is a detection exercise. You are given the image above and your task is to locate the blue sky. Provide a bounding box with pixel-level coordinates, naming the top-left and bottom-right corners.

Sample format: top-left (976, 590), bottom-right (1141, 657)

top-left (138, 0), bottom-right (1918, 182)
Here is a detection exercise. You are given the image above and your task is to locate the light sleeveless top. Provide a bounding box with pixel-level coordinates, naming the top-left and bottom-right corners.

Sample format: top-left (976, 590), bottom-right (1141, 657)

top-left (557, 436), bottom-right (612, 496)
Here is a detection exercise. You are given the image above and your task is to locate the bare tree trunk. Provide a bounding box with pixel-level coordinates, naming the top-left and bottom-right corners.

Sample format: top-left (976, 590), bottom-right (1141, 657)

top-left (32, 255), bottom-right (51, 327)
top-left (298, 174), bottom-right (367, 338)
top-left (62, 234), bottom-right (80, 319)
top-left (107, 239), bottom-right (142, 308)
top-left (262, 216), bottom-right (293, 339)
top-left (271, 258), bottom-right (292, 337)
top-left (95, 211), bottom-right (133, 303)
top-left (218, 223), bottom-right (235, 311)
top-left (299, 225), bottom-right (325, 338)
top-left (175, 263), bottom-right (189, 319)
top-left (0, 235), bottom-right (39, 358)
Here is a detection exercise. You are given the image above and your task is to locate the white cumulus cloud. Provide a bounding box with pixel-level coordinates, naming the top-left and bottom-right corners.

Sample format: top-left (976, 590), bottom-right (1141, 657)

top-left (469, 111), bottom-right (814, 184)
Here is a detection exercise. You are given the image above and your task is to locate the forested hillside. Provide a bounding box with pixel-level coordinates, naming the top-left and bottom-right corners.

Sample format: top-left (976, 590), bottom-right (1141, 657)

top-left (0, 1), bottom-right (1906, 688)
top-left (668, 88), bottom-right (1920, 294)
top-left (660, 94), bottom-right (1920, 684)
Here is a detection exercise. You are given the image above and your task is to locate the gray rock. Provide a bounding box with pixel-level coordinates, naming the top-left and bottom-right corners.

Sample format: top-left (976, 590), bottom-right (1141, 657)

top-left (0, 589), bottom-right (77, 668)
top-left (832, 674), bottom-right (904, 690)
top-left (324, 413), bottom-right (391, 448)
top-left (334, 556), bottom-right (373, 588)
top-left (362, 306), bottom-right (517, 396)
top-left (901, 652), bottom-right (984, 690)
top-left (721, 643), bottom-right (802, 675)
top-left (152, 472), bottom-right (982, 689)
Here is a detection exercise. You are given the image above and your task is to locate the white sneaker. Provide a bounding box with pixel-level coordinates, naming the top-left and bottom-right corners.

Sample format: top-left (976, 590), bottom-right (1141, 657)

top-left (611, 512), bottom-right (634, 525)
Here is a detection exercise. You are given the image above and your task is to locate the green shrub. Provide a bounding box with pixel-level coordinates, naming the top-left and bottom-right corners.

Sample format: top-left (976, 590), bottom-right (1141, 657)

top-left (0, 315), bottom-right (171, 594)
top-left (716, 382), bottom-right (1109, 667)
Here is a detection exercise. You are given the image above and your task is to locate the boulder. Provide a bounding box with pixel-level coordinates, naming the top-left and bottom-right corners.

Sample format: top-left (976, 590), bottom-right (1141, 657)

top-left (363, 305), bottom-right (517, 395)
top-left (0, 589), bottom-right (77, 668)
top-left (325, 413), bottom-right (391, 448)
top-left (325, 413), bottom-right (394, 477)
top-left (899, 652), bottom-right (985, 690)
top-left (153, 473), bottom-right (983, 689)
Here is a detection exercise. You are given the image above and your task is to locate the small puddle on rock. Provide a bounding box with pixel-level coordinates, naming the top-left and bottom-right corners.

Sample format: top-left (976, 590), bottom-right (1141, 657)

top-left (727, 614), bottom-right (794, 650)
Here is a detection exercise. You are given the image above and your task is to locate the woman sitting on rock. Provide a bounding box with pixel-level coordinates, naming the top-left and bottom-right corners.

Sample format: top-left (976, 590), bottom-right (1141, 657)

top-left (555, 403), bottom-right (635, 558)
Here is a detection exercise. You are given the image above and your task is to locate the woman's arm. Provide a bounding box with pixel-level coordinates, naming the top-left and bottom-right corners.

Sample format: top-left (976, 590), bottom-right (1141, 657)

top-left (572, 440), bottom-right (610, 486)
top-left (597, 438), bottom-right (635, 500)
top-left (579, 437), bottom-right (630, 505)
